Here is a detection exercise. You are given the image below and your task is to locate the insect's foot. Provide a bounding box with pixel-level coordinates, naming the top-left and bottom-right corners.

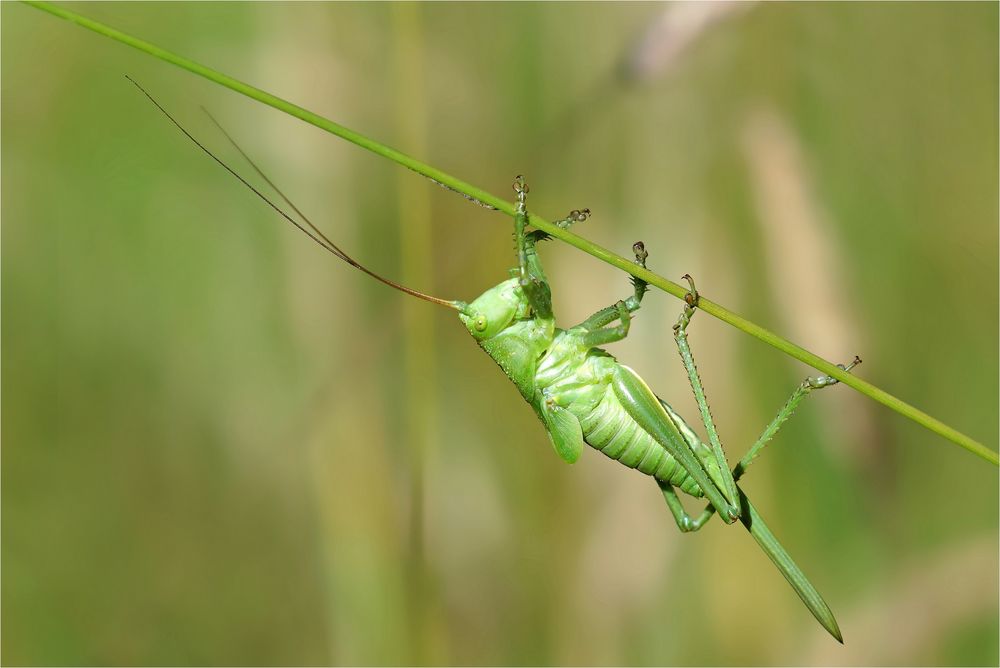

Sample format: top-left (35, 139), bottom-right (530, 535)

top-left (513, 175), bottom-right (530, 213)
top-left (681, 273), bottom-right (699, 307)
top-left (554, 208), bottom-right (591, 230)
top-left (628, 243), bottom-right (650, 307)
top-left (633, 241), bottom-right (648, 267)
top-left (806, 356), bottom-right (862, 389)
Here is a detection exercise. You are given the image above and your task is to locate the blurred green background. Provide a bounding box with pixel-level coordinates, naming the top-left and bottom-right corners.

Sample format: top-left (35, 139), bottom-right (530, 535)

top-left (3, 2), bottom-right (997, 665)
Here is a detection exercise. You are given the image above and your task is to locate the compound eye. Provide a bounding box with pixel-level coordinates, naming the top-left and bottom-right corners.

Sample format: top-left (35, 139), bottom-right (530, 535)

top-left (473, 315), bottom-right (488, 332)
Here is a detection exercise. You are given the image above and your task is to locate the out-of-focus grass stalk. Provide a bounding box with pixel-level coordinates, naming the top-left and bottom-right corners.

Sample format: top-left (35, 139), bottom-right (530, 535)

top-left (391, 4), bottom-right (442, 663)
top-left (22, 0), bottom-right (997, 466)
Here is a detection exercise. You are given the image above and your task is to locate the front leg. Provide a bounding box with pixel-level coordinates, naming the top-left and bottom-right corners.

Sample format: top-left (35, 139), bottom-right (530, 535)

top-left (525, 207), bottom-right (591, 246)
top-left (512, 175), bottom-right (553, 319)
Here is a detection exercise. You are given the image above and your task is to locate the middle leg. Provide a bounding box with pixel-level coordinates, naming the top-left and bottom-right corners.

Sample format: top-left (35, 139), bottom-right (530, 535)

top-left (577, 242), bottom-right (651, 347)
top-left (576, 241), bottom-right (650, 332)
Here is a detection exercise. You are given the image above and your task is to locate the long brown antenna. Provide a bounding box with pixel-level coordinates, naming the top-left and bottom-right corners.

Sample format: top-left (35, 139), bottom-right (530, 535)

top-left (126, 75), bottom-right (461, 311)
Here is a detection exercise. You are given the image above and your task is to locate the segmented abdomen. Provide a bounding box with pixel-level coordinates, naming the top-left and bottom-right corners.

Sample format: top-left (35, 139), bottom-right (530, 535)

top-left (577, 388), bottom-right (703, 497)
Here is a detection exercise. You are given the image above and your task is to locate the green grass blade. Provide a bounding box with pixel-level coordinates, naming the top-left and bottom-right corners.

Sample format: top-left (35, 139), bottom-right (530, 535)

top-left (21, 0), bottom-right (997, 467)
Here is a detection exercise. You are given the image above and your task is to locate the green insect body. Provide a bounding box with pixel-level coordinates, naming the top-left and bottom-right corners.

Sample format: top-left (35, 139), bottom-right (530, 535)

top-left (135, 80), bottom-right (859, 644)
top-left (462, 275), bottom-right (710, 497)
top-left (451, 177), bottom-right (858, 643)
top-left (455, 180), bottom-right (742, 520)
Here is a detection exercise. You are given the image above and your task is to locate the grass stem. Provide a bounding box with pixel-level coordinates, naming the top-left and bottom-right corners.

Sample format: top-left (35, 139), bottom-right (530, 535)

top-left (23, 0), bottom-right (997, 467)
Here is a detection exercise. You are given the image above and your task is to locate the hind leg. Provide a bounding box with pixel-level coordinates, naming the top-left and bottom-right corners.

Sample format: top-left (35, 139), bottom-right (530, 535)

top-left (685, 356), bottom-right (863, 525)
top-left (672, 275), bottom-right (741, 519)
top-left (733, 356), bottom-right (862, 480)
top-left (659, 481), bottom-right (713, 533)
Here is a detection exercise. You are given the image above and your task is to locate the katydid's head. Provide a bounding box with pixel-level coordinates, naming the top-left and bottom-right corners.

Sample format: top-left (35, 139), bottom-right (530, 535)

top-left (458, 278), bottom-right (527, 341)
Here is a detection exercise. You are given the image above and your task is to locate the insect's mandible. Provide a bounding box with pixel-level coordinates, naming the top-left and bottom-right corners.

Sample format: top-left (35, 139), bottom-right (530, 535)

top-left (132, 78), bottom-right (860, 643)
